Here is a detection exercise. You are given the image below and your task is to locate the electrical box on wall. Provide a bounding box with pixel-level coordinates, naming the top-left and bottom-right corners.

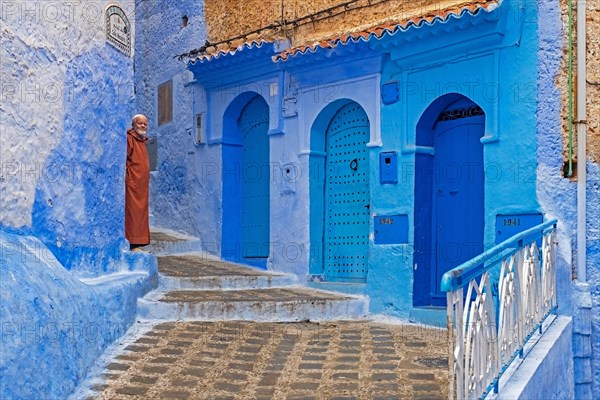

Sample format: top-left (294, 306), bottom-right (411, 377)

top-left (192, 113), bottom-right (204, 145)
top-left (379, 151), bottom-right (398, 184)
top-left (146, 137), bottom-right (158, 171)
top-left (381, 81), bottom-right (399, 105)
top-left (495, 213), bottom-right (544, 244)
top-left (374, 215), bottom-right (408, 244)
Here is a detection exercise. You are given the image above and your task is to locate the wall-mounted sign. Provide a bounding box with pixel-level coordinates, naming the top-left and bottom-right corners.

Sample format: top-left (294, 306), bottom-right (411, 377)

top-left (374, 214), bottom-right (409, 244)
top-left (495, 213), bottom-right (544, 244)
top-left (105, 5), bottom-right (131, 56)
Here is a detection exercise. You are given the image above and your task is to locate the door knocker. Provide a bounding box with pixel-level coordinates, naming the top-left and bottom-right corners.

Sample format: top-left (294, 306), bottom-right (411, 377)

top-left (350, 158), bottom-right (359, 172)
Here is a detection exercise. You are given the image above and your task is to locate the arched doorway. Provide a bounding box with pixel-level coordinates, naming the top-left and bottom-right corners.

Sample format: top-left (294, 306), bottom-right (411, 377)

top-left (413, 94), bottom-right (485, 306)
top-left (222, 94), bottom-right (270, 267)
top-left (322, 102), bottom-right (371, 282)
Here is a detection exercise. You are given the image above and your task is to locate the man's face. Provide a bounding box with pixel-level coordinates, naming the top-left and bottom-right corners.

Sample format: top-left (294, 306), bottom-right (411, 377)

top-left (133, 117), bottom-right (148, 136)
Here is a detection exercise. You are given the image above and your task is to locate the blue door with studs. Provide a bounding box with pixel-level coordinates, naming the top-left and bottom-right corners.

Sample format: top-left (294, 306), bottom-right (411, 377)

top-left (239, 96), bottom-right (270, 262)
top-left (324, 103), bottom-right (370, 282)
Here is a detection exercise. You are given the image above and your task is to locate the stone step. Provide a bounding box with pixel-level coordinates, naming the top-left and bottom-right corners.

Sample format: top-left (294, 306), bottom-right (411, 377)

top-left (146, 229), bottom-right (203, 255)
top-left (137, 287), bottom-right (369, 322)
top-left (156, 254), bottom-right (298, 290)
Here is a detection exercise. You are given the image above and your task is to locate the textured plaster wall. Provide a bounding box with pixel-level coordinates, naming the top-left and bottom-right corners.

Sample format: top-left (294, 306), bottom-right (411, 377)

top-left (1, 0), bottom-right (136, 273)
top-left (498, 316), bottom-right (574, 400)
top-left (537, 0), bottom-right (576, 314)
top-left (557, 0), bottom-right (600, 164)
top-left (554, 0), bottom-right (600, 396)
top-left (558, 0), bottom-right (600, 395)
top-left (0, 231), bottom-right (156, 399)
top-left (134, 0), bottom-right (210, 241)
top-left (538, 0), bottom-right (599, 397)
top-left (588, 162), bottom-right (600, 398)
top-left (204, 0), bottom-right (496, 49)
top-left (0, 2), bottom-right (160, 398)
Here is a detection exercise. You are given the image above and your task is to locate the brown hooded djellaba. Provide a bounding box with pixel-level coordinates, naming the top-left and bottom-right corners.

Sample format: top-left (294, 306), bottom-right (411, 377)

top-left (125, 128), bottom-right (150, 245)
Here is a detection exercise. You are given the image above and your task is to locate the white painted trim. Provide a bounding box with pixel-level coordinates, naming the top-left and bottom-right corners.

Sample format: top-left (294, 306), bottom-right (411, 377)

top-left (299, 73), bottom-right (382, 154)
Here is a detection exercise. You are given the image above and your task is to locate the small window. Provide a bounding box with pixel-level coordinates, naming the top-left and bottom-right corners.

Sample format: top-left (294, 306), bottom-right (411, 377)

top-left (157, 80), bottom-right (173, 126)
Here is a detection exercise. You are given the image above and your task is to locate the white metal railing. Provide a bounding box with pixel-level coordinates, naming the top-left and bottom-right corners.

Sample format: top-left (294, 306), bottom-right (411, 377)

top-left (442, 220), bottom-right (558, 399)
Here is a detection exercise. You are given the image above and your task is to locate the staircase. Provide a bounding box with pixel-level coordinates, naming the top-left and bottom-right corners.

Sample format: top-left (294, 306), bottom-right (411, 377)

top-left (138, 229), bottom-right (369, 322)
top-left (72, 230), bottom-right (450, 400)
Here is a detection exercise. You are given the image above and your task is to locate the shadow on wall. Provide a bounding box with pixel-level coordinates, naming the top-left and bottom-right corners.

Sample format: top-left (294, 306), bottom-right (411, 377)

top-left (31, 48), bottom-right (134, 274)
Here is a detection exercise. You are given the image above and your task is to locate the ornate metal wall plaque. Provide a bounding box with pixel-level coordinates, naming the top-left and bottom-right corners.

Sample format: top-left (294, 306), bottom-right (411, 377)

top-left (105, 5), bottom-right (131, 56)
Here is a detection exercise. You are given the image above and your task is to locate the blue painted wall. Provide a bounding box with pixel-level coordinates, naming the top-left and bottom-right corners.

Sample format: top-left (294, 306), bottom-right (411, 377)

top-left (588, 161), bottom-right (600, 399)
top-left (134, 0), bottom-right (209, 241)
top-left (0, 231), bottom-right (156, 399)
top-left (346, 0), bottom-right (541, 318)
top-left (182, 0), bottom-right (552, 321)
top-left (31, 47), bottom-right (134, 274)
top-left (498, 316), bottom-right (574, 400)
top-left (0, 2), bottom-right (158, 398)
top-left (536, 0), bottom-right (599, 397)
top-left (1, 1), bottom-right (136, 273)
top-left (188, 48), bottom-right (302, 270)
top-left (146, 0), bottom-right (598, 394)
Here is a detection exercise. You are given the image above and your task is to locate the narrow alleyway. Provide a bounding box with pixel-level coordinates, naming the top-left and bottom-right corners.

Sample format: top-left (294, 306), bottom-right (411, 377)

top-left (79, 231), bottom-right (448, 400)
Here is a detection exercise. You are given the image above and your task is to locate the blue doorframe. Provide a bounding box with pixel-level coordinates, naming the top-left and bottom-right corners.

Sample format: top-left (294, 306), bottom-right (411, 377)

top-left (222, 93), bottom-right (270, 268)
top-left (413, 94), bottom-right (485, 306)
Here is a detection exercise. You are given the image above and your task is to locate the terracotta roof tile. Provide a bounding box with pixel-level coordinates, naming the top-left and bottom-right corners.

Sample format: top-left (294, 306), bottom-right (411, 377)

top-left (191, 38), bottom-right (275, 63)
top-left (274, 0), bottom-right (499, 62)
top-left (189, 0), bottom-right (499, 65)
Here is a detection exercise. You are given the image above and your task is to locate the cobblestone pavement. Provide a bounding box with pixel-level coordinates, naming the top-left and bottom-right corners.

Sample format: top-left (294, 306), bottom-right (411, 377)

top-left (88, 320), bottom-right (448, 400)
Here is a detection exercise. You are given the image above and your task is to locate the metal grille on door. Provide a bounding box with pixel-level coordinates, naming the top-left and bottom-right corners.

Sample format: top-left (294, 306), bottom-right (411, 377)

top-left (239, 96), bottom-right (270, 258)
top-left (324, 103), bottom-right (370, 281)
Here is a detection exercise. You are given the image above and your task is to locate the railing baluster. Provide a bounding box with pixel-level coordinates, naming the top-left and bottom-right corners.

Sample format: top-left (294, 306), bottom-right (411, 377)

top-left (447, 291), bottom-right (455, 400)
top-left (517, 247), bottom-right (525, 347)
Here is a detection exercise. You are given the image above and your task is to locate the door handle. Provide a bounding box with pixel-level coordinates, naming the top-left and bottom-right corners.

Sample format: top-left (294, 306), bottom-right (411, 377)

top-left (450, 190), bottom-right (458, 195)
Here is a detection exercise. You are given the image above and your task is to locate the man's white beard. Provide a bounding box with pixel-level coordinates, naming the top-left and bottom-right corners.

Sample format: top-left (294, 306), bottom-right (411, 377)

top-left (136, 129), bottom-right (147, 136)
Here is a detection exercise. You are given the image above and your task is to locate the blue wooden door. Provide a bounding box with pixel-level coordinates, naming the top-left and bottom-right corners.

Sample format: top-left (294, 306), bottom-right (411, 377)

top-left (431, 114), bottom-right (484, 305)
top-left (239, 96), bottom-right (270, 260)
top-left (324, 103), bottom-right (370, 281)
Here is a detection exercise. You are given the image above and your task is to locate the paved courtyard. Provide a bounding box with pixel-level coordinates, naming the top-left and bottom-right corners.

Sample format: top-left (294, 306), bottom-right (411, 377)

top-left (87, 320), bottom-right (448, 400)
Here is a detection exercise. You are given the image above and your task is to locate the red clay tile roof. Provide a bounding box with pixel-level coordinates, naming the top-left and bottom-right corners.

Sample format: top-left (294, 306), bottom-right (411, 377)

top-left (274, 0), bottom-right (500, 61)
top-left (189, 0), bottom-right (500, 65)
top-left (191, 39), bottom-right (275, 63)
